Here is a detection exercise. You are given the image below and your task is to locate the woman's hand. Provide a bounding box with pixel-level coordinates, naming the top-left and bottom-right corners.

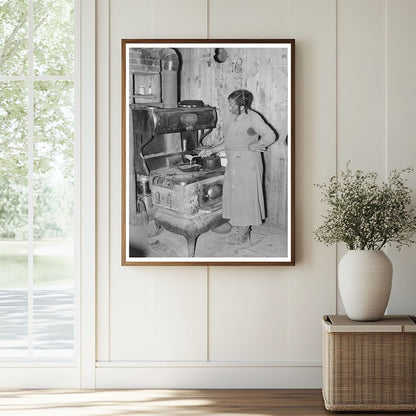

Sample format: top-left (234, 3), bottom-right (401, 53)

top-left (248, 141), bottom-right (267, 152)
top-left (198, 148), bottom-right (213, 157)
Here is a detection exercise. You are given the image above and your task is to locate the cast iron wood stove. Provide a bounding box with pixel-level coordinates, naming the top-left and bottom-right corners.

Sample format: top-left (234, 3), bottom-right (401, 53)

top-left (131, 101), bottom-right (227, 257)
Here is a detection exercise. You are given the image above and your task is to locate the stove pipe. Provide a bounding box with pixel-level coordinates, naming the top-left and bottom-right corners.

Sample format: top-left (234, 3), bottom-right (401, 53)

top-left (161, 49), bottom-right (179, 107)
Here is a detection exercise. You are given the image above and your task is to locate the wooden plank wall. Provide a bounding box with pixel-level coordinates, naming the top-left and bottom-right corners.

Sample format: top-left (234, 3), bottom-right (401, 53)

top-left (179, 47), bottom-right (288, 227)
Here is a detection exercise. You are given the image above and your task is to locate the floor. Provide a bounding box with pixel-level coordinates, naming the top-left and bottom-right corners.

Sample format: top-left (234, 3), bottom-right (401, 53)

top-left (130, 221), bottom-right (288, 258)
top-left (0, 389), bottom-right (413, 415)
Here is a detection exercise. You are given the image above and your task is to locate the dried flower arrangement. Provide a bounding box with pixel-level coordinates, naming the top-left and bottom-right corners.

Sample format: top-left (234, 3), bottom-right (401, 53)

top-left (314, 164), bottom-right (416, 250)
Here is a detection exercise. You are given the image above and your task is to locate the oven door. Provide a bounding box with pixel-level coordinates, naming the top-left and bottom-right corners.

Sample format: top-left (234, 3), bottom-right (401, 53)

top-left (198, 180), bottom-right (223, 211)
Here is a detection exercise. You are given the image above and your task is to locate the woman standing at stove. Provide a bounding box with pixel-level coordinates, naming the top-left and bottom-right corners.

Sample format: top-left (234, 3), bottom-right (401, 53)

top-left (200, 89), bottom-right (276, 245)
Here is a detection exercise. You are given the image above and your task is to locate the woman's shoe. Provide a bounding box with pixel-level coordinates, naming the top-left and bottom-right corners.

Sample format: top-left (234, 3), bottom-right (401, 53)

top-left (225, 228), bottom-right (250, 245)
top-left (225, 227), bottom-right (239, 244)
top-left (236, 229), bottom-right (250, 244)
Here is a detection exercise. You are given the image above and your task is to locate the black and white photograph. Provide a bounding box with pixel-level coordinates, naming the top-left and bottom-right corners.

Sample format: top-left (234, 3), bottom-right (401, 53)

top-left (122, 40), bottom-right (295, 265)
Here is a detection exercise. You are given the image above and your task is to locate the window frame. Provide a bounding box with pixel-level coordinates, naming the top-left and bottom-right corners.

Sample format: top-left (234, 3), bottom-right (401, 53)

top-left (0, 0), bottom-right (96, 388)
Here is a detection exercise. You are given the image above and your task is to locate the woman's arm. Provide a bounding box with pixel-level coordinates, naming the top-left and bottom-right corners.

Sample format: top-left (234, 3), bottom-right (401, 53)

top-left (248, 112), bottom-right (276, 152)
top-left (198, 140), bottom-right (225, 157)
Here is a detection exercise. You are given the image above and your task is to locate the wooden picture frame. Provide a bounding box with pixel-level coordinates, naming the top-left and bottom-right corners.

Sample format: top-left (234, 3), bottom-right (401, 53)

top-left (122, 39), bottom-right (295, 265)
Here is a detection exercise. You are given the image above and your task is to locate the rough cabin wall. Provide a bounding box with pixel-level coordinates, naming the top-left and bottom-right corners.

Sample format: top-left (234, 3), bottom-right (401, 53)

top-left (179, 47), bottom-right (288, 226)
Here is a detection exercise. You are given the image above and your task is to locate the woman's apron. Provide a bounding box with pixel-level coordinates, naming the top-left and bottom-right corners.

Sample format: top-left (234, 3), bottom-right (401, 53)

top-left (222, 149), bottom-right (265, 226)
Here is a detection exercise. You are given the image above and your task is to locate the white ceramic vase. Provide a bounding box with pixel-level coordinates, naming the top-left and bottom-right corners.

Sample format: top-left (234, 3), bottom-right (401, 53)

top-left (338, 250), bottom-right (393, 321)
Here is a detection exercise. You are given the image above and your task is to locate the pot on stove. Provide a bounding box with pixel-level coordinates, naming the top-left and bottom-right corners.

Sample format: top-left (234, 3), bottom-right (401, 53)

top-left (200, 154), bottom-right (221, 170)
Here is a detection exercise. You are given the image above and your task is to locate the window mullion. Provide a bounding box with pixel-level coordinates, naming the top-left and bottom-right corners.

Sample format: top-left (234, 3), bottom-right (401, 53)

top-left (27, 0), bottom-right (34, 360)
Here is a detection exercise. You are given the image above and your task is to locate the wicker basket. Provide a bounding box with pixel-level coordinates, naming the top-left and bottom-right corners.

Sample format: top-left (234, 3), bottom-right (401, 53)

top-left (322, 315), bottom-right (416, 411)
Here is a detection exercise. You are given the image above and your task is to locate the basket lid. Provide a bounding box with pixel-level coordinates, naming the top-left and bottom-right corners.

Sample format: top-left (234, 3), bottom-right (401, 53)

top-left (322, 315), bottom-right (416, 333)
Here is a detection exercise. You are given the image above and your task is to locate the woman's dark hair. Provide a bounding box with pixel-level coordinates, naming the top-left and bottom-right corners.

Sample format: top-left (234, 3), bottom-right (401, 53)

top-left (228, 89), bottom-right (253, 114)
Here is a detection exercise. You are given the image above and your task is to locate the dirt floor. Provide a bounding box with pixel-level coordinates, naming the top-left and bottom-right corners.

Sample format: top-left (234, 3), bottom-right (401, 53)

top-left (129, 221), bottom-right (288, 259)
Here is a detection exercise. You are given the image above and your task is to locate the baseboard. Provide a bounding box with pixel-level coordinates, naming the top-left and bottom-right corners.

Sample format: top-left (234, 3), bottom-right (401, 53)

top-left (95, 364), bottom-right (323, 388)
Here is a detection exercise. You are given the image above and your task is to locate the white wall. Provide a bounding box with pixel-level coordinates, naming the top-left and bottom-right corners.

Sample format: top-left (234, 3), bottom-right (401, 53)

top-left (95, 0), bottom-right (416, 388)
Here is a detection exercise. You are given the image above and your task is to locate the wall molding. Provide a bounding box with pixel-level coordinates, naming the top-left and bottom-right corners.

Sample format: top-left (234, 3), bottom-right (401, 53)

top-left (96, 365), bottom-right (322, 388)
top-left (96, 0), bottom-right (111, 364)
top-left (96, 360), bottom-right (321, 368)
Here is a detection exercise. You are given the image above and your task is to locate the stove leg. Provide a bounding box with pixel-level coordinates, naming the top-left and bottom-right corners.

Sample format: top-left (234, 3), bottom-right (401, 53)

top-left (145, 220), bottom-right (163, 237)
top-left (186, 235), bottom-right (198, 257)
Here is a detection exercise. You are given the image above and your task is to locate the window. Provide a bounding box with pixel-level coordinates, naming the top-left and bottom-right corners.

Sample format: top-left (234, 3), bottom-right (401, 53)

top-left (0, 0), bottom-right (77, 361)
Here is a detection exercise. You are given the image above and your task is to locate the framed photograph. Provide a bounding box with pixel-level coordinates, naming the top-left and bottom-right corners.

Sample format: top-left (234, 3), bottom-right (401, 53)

top-left (122, 39), bottom-right (295, 265)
